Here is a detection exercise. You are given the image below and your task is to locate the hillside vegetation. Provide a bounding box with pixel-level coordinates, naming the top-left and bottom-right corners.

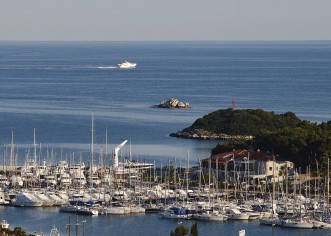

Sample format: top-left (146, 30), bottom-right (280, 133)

top-left (173, 108), bottom-right (331, 168)
top-left (191, 108), bottom-right (301, 135)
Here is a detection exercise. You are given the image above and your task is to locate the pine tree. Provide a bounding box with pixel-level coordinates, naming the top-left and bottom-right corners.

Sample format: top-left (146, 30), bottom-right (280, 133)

top-left (170, 224), bottom-right (188, 236)
top-left (170, 223), bottom-right (198, 236)
top-left (190, 222), bottom-right (198, 236)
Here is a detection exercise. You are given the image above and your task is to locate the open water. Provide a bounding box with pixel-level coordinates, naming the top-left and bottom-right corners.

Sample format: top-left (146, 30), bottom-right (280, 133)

top-left (0, 41), bottom-right (331, 235)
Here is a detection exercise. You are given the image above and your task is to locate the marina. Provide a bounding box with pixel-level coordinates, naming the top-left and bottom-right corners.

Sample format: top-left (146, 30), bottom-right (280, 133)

top-left (1, 137), bottom-right (331, 235)
top-left (0, 41), bottom-right (330, 235)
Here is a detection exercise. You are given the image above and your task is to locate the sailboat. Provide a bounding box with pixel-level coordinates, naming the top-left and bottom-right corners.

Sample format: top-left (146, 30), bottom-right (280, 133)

top-left (259, 154), bottom-right (281, 226)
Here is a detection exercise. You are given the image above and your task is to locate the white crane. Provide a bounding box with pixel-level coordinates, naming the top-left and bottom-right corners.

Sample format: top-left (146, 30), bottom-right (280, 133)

top-left (112, 140), bottom-right (128, 169)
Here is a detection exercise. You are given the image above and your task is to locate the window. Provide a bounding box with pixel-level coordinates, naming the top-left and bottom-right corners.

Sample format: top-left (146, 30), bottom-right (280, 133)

top-left (269, 167), bottom-right (272, 171)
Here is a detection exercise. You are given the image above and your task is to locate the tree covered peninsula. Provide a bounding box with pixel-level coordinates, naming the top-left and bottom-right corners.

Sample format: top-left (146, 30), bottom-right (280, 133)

top-left (170, 108), bottom-right (331, 167)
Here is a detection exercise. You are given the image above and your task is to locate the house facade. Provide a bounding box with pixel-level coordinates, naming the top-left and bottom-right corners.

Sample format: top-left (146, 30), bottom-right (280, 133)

top-left (201, 149), bottom-right (295, 183)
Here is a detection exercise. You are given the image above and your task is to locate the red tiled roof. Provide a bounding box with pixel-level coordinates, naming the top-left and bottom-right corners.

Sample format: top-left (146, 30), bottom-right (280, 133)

top-left (201, 149), bottom-right (279, 164)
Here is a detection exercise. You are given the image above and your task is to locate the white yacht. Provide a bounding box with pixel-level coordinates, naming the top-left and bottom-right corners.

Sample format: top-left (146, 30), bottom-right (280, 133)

top-left (47, 193), bottom-right (68, 206)
top-left (281, 218), bottom-right (314, 229)
top-left (224, 208), bottom-right (250, 220)
top-left (59, 204), bottom-right (78, 213)
top-left (102, 206), bottom-right (126, 215)
top-left (69, 163), bottom-right (85, 175)
top-left (44, 175), bottom-right (57, 186)
top-left (76, 205), bottom-right (99, 215)
top-left (259, 216), bottom-right (282, 226)
top-left (0, 175), bottom-right (8, 186)
top-left (0, 190), bottom-right (9, 205)
top-left (11, 192), bottom-right (43, 207)
top-left (193, 210), bottom-right (228, 221)
top-left (55, 160), bottom-right (69, 175)
top-left (71, 172), bottom-right (87, 186)
top-left (129, 204), bottom-right (146, 214)
top-left (87, 173), bottom-right (101, 186)
top-left (59, 173), bottom-right (72, 186)
top-left (117, 61), bottom-right (137, 69)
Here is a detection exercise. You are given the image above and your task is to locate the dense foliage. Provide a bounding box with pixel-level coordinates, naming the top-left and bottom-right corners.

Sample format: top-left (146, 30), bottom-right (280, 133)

top-left (170, 223), bottom-right (198, 236)
top-left (199, 109), bottom-right (331, 168)
top-left (0, 227), bottom-right (35, 236)
top-left (253, 121), bottom-right (331, 167)
top-left (191, 108), bottom-right (301, 135)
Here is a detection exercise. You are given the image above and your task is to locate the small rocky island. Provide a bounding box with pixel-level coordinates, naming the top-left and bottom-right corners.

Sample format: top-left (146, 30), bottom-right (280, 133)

top-left (153, 98), bottom-right (190, 109)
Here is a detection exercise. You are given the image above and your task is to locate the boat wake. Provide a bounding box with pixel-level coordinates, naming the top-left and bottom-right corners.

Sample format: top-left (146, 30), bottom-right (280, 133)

top-left (96, 66), bottom-right (117, 69)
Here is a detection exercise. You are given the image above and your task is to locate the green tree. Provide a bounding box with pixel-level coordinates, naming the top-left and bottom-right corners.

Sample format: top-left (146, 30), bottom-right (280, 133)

top-left (190, 222), bottom-right (198, 236)
top-left (170, 224), bottom-right (188, 236)
top-left (170, 223), bottom-right (199, 236)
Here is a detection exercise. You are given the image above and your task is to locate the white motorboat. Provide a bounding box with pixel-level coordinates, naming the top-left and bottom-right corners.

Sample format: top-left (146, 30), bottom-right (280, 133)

top-left (281, 218), bottom-right (314, 229)
top-left (159, 208), bottom-right (188, 219)
top-left (59, 204), bottom-right (78, 213)
top-left (193, 210), bottom-right (228, 221)
top-left (312, 220), bottom-right (331, 229)
top-left (0, 219), bottom-right (9, 229)
top-left (129, 205), bottom-right (146, 214)
top-left (76, 206), bottom-right (99, 215)
top-left (47, 193), bottom-right (67, 206)
top-left (59, 173), bottom-right (72, 186)
top-left (159, 207), bottom-right (196, 219)
top-left (259, 217), bottom-right (282, 226)
top-left (117, 61), bottom-right (137, 69)
top-left (11, 192), bottom-right (43, 207)
top-left (0, 175), bottom-right (8, 186)
top-left (44, 175), bottom-right (57, 186)
top-left (34, 192), bottom-right (54, 206)
top-left (101, 206), bottom-right (126, 215)
top-left (0, 191), bottom-right (10, 205)
top-left (224, 208), bottom-right (250, 220)
top-left (237, 205), bottom-right (261, 220)
top-left (71, 172), bottom-right (87, 186)
top-left (87, 173), bottom-right (101, 186)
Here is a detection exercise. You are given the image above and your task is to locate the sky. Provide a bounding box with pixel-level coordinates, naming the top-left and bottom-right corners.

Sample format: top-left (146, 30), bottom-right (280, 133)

top-left (1, 0), bottom-right (331, 41)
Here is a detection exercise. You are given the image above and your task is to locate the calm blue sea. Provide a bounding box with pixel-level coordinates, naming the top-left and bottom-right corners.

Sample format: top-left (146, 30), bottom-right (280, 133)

top-left (0, 41), bottom-right (331, 235)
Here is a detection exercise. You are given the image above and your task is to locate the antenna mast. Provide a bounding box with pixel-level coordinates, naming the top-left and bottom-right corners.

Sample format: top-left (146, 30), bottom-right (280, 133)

top-left (232, 98), bottom-right (236, 111)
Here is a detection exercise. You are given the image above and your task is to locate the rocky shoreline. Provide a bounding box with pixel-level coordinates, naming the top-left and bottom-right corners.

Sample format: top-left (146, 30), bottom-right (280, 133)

top-left (152, 98), bottom-right (190, 109)
top-left (170, 128), bottom-right (254, 141)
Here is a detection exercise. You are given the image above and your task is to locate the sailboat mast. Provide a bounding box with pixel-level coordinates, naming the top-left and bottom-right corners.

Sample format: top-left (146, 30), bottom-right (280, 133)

top-left (33, 128), bottom-right (37, 162)
top-left (10, 131), bottom-right (14, 175)
top-left (186, 150), bottom-right (189, 202)
top-left (216, 156), bottom-right (219, 198)
top-left (327, 156), bottom-right (330, 213)
top-left (105, 127), bottom-right (108, 165)
top-left (272, 154), bottom-right (275, 214)
top-left (91, 113), bottom-right (94, 177)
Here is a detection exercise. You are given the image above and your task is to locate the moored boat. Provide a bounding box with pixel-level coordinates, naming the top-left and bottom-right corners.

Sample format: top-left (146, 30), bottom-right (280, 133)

top-left (0, 219), bottom-right (9, 229)
top-left (159, 207), bottom-right (196, 219)
top-left (281, 218), bottom-right (314, 229)
top-left (11, 192), bottom-right (43, 207)
top-left (224, 208), bottom-right (250, 220)
top-left (193, 210), bottom-right (228, 221)
top-left (76, 206), bottom-right (99, 215)
top-left (259, 217), bottom-right (282, 226)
